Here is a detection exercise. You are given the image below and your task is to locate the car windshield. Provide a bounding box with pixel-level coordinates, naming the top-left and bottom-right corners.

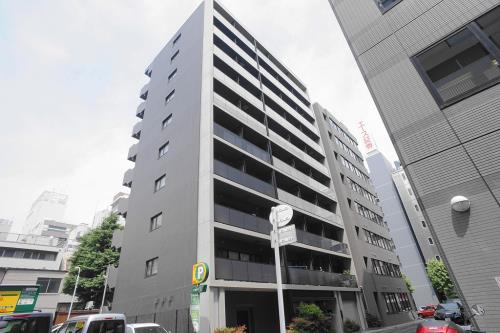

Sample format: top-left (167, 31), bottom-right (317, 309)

top-left (134, 327), bottom-right (166, 333)
top-left (440, 303), bottom-right (459, 310)
top-left (87, 321), bottom-right (124, 333)
top-left (0, 317), bottom-right (50, 333)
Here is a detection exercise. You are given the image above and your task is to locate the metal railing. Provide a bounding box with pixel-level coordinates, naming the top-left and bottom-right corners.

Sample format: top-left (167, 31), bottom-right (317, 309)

top-left (214, 204), bottom-right (271, 234)
top-left (287, 267), bottom-right (357, 288)
top-left (0, 232), bottom-right (67, 247)
top-left (295, 229), bottom-right (350, 255)
top-left (214, 160), bottom-right (275, 197)
top-left (214, 123), bottom-right (271, 163)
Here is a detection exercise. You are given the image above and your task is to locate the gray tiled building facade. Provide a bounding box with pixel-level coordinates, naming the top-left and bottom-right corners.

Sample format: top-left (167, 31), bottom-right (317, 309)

top-left (366, 150), bottom-right (439, 308)
top-left (314, 104), bottom-right (413, 327)
top-left (328, 0), bottom-right (500, 331)
top-left (112, 1), bottom-right (372, 332)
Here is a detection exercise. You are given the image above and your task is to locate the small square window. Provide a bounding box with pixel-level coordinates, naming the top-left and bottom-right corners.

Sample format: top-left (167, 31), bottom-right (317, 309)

top-left (145, 257), bottom-right (159, 277)
top-left (436, 255), bottom-right (441, 261)
top-left (428, 238), bottom-right (434, 245)
top-left (166, 90), bottom-right (175, 105)
top-left (168, 68), bottom-right (178, 82)
top-left (421, 220), bottom-right (427, 228)
top-left (154, 174), bottom-right (166, 192)
top-left (173, 33), bottom-right (182, 45)
top-left (150, 213), bottom-right (162, 231)
top-left (171, 50), bottom-right (179, 63)
top-left (162, 114), bottom-right (172, 129)
top-left (414, 204), bottom-right (420, 212)
top-left (407, 188), bottom-right (413, 196)
top-left (158, 142), bottom-right (169, 158)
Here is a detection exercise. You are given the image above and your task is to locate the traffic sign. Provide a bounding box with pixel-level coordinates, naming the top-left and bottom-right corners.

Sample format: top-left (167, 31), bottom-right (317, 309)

top-left (269, 205), bottom-right (293, 227)
top-left (271, 224), bottom-right (297, 248)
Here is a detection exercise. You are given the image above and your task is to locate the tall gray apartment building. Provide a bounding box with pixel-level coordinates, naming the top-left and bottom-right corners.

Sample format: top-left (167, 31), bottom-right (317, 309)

top-left (314, 104), bottom-right (413, 326)
top-left (328, 0), bottom-right (500, 331)
top-left (366, 149), bottom-right (439, 308)
top-left (112, 2), bottom-right (374, 332)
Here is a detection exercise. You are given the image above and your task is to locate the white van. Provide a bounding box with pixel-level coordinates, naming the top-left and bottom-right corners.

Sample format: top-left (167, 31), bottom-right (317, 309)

top-left (59, 314), bottom-right (126, 333)
top-left (126, 323), bottom-right (170, 333)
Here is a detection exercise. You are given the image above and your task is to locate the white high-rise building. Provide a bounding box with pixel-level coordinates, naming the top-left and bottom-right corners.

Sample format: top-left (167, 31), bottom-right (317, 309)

top-left (23, 191), bottom-right (68, 235)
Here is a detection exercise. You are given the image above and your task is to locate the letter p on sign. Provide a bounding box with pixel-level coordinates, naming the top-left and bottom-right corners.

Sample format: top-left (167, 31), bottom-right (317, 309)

top-left (192, 262), bottom-right (209, 285)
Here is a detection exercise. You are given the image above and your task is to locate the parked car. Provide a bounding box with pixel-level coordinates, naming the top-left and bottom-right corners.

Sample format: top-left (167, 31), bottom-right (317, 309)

top-left (0, 312), bottom-right (53, 333)
top-left (416, 319), bottom-right (464, 333)
top-left (126, 323), bottom-right (170, 333)
top-left (418, 305), bottom-right (437, 318)
top-left (434, 303), bottom-right (465, 324)
top-left (57, 314), bottom-right (126, 333)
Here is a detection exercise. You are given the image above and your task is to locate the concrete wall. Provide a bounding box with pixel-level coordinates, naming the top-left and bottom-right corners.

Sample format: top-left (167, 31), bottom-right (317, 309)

top-left (328, 0), bottom-right (500, 331)
top-left (112, 3), bottom-right (205, 326)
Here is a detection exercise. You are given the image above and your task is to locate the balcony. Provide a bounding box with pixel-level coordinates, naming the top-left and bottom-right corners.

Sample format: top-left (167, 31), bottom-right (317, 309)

top-left (127, 144), bottom-right (138, 162)
top-left (140, 82), bottom-right (149, 100)
top-left (214, 204), bottom-right (272, 234)
top-left (214, 123), bottom-right (270, 163)
top-left (214, 160), bottom-right (275, 198)
top-left (214, 47), bottom-right (260, 88)
top-left (136, 101), bottom-right (145, 119)
top-left (213, 93), bottom-right (266, 136)
top-left (215, 258), bottom-right (357, 288)
top-left (132, 121), bottom-right (142, 140)
top-left (277, 188), bottom-right (338, 222)
top-left (273, 158), bottom-right (334, 199)
top-left (114, 197), bottom-right (128, 218)
top-left (122, 168), bottom-right (134, 188)
top-left (215, 258), bottom-right (276, 283)
top-left (287, 267), bottom-right (357, 288)
top-left (295, 229), bottom-right (349, 255)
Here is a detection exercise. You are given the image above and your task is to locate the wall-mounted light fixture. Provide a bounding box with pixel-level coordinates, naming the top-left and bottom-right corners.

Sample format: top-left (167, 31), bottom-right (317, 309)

top-left (451, 196), bottom-right (470, 212)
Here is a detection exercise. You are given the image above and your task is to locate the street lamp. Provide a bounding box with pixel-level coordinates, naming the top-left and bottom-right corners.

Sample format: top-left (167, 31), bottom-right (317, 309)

top-left (67, 266), bottom-right (81, 320)
top-left (99, 266), bottom-right (109, 314)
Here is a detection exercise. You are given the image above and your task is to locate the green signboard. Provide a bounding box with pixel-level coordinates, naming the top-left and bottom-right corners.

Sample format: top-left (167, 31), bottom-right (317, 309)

top-left (0, 285), bottom-right (40, 314)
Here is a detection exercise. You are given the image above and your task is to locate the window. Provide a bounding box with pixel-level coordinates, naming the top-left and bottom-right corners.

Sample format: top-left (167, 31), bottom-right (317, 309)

top-left (421, 220), bottom-right (427, 228)
top-left (87, 320), bottom-right (124, 333)
top-left (150, 213), bottom-right (162, 231)
top-left (414, 204), bottom-right (420, 211)
top-left (145, 257), bottom-right (159, 277)
top-left (407, 188), bottom-right (413, 196)
top-left (154, 174), bottom-right (166, 192)
top-left (412, 6), bottom-right (500, 108)
top-left (374, 0), bottom-right (403, 13)
top-left (173, 33), bottom-right (182, 45)
top-left (436, 255), bottom-right (441, 261)
top-left (36, 277), bottom-right (62, 293)
top-left (428, 238), bottom-right (434, 245)
top-left (170, 50), bottom-right (179, 62)
top-left (158, 142), bottom-right (169, 158)
top-left (165, 90), bottom-right (175, 105)
top-left (168, 68), bottom-right (177, 82)
top-left (162, 114), bottom-right (172, 129)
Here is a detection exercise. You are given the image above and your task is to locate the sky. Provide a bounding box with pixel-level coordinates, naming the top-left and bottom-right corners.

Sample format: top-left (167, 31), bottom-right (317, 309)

top-left (0, 0), bottom-right (398, 232)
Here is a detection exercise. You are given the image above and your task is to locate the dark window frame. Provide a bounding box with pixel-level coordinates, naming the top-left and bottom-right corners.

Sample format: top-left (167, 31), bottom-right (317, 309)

top-left (411, 6), bottom-right (500, 109)
top-left (375, 0), bottom-right (403, 14)
top-left (173, 33), bottom-right (181, 45)
top-left (145, 257), bottom-right (159, 277)
top-left (150, 212), bottom-right (163, 232)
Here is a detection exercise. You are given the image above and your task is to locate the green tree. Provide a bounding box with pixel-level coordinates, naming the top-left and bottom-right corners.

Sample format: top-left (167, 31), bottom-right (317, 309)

top-left (289, 303), bottom-right (335, 333)
top-left (426, 258), bottom-right (456, 300)
top-left (63, 214), bottom-right (122, 306)
top-left (403, 274), bottom-right (415, 294)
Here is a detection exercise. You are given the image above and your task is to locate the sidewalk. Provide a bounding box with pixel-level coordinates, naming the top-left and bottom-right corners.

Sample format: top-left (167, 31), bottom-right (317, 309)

top-left (361, 320), bottom-right (418, 333)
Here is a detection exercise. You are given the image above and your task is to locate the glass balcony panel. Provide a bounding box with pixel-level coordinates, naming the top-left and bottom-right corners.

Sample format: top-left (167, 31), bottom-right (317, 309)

top-left (214, 160), bottom-right (275, 197)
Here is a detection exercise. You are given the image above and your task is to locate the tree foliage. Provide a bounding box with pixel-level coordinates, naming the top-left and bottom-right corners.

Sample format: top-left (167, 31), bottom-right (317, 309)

top-left (403, 274), bottom-right (415, 294)
top-left (289, 303), bottom-right (335, 333)
top-left (63, 213), bottom-right (122, 306)
top-left (426, 258), bottom-right (456, 300)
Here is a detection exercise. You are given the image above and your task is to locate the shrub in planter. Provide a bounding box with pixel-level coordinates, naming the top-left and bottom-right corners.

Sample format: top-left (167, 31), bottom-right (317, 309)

top-left (343, 319), bottom-right (361, 333)
top-left (214, 326), bottom-right (246, 333)
top-left (365, 313), bottom-right (382, 328)
top-left (289, 303), bottom-right (335, 333)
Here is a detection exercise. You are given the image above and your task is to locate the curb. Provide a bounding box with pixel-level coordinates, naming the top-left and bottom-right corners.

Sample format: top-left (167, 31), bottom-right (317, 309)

top-left (361, 320), bottom-right (418, 333)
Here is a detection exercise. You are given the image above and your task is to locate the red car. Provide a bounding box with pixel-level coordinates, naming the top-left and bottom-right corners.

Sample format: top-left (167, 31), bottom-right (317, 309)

top-left (418, 305), bottom-right (437, 318)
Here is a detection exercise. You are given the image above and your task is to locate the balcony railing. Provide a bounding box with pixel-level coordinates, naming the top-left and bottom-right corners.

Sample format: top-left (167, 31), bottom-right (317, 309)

top-left (287, 267), bottom-right (357, 288)
top-left (122, 168), bottom-right (133, 188)
top-left (215, 258), bottom-right (357, 288)
top-left (140, 82), bottom-right (149, 100)
top-left (214, 204), bottom-right (348, 254)
top-left (214, 204), bottom-right (271, 234)
top-left (127, 144), bottom-right (138, 162)
top-left (132, 122), bottom-right (142, 140)
top-left (277, 189), bottom-right (337, 222)
top-left (295, 229), bottom-right (349, 255)
top-left (214, 123), bottom-right (271, 163)
top-left (214, 160), bottom-right (275, 197)
top-left (136, 101), bottom-right (145, 119)
top-left (0, 232), bottom-right (67, 247)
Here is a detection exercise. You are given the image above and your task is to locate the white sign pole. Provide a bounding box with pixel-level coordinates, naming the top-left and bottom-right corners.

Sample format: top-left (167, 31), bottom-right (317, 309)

top-left (272, 207), bottom-right (287, 333)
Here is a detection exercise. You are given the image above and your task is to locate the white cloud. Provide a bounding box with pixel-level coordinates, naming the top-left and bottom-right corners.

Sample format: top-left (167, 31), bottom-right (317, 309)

top-left (0, 0), bottom-right (397, 231)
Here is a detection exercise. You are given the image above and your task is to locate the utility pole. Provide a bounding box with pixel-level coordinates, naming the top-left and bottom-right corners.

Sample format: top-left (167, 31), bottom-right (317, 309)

top-left (67, 266), bottom-right (81, 320)
top-left (100, 266), bottom-right (109, 313)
